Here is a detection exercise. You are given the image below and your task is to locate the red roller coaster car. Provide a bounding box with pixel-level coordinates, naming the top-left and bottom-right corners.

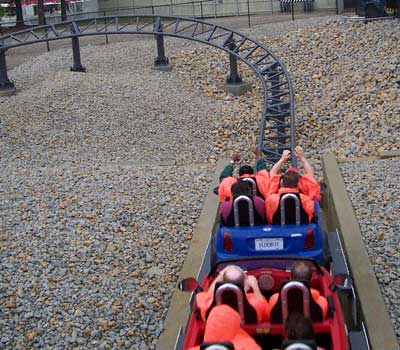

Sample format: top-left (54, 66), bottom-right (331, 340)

top-left (177, 232), bottom-right (369, 350)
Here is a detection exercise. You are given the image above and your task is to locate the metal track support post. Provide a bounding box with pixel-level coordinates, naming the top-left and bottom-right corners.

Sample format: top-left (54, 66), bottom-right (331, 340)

top-left (153, 17), bottom-right (172, 71)
top-left (247, 0), bottom-right (251, 27)
top-left (70, 36), bottom-right (86, 72)
top-left (0, 49), bottom-right (16, 96)
top-left (291, 0), bottom-right (295, 20)
top-left (224, 39), bottom-right (251, 96)
top-left (227, 42), bottom-right (242, 84)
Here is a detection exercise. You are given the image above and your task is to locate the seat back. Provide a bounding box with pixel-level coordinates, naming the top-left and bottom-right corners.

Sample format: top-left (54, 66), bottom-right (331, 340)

top-left (281, 281), bottom-right (310, 321)
top-left (272, 193), bottom-right (309, 226)
top-left (215, 283), bottom-right (245, 322)
top-left (211, 282), bottom-right (258, 324)
top-left (200, 342), bottom-right (234, 350)
top-left (281, 340), bottom-right (317, 350)
top-left (270, 281), bottom-right (323, 323)
top-left (233, 195), bottom-right (254, 228)
top-left (224, 195), bottom-right (265, 227)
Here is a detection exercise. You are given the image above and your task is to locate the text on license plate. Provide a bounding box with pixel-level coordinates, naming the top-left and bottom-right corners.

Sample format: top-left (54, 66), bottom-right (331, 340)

top-left (255, 238), bottom-right (284, 251)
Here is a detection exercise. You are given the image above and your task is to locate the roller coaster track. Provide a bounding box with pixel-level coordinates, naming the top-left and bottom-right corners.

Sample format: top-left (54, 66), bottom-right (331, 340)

top-left (0, 15), bottom-right (296, 166)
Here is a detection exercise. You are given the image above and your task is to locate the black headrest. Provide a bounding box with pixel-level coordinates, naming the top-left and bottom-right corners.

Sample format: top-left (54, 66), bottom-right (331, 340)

top-left (200, 342), bottom-right (234, 350)
top-left (279, 279), bottom-right (310, 290)
top-left (215, 281), bottom-right (242, 290)
top-left (272, 193), bottom-right (310, 225)
top-left (211, 282), bottom-right (258, 324)
top-left (281, 339), bottom-right (317, 350)
top-left (270, 280), bottom-right (323, 323)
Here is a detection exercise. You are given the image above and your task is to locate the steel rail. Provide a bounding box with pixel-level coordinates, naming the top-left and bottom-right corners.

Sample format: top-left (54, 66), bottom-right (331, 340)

top-left (0, 15), bottom-right (297, 166)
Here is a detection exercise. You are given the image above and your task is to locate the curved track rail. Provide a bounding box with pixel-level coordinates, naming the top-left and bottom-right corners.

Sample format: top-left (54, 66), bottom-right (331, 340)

top-left (0, 15), bottom-right (297, 166)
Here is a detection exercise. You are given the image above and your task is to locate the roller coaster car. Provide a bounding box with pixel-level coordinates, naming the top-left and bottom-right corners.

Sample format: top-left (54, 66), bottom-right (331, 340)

top-left (178, 256), bottom-right (364, 350)
top-left (356, 0), bottom-right (399, 17)
top-left (212, 189), bottom-right (330, 269)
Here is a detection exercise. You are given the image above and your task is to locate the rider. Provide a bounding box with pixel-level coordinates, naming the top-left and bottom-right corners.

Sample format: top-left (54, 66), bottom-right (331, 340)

top-left (284, 313), bottom-right (326, 350)
top-left (189, 304), bottom-right (261, 350)
top-left (268, 262), bottom-right (328, 320)
top-left (265, 168), bottom-right (315, 224)
top-left (268, 146), bottom-right (320, 201)
top-left (265, 146), bottom-right (319, 224)
top-left (196, 265), bottom-right (269, 323)
top-left (218, 148), bottom-right (270, 202)
top-left (219, 180), bottom-right (266, 226)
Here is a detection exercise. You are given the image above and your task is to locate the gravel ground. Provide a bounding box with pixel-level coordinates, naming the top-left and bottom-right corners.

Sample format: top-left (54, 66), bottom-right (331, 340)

top-left (0, 15), bottom-right (399, 349)
top-left (0, 165), bottom-right (211, 349)
top-left (170, 16), bottom-right (400, 173)
top-left (0, 42), bottom-right (218, 349)
top-left (340, 158), bottom-right (400, 342)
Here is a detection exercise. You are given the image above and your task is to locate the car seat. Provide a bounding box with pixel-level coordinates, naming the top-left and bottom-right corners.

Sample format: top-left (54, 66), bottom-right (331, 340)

top-left (200, 342), bottom-right (234, 350)
top-left (272, 193), bottom-right (310, 226)
top-left (224, 195), bottom-right (265, 227)
top-left (205, 282), bottom-right (258, 324)
top-left (281, 340), bottom-right (317, 350)
top-left (270, 281), bottom-right (323, 323)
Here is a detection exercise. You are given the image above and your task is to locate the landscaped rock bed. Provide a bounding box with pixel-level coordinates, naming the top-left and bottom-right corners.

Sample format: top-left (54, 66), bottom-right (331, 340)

top-left (0, 16), bottom-right (398, 349)
top-left (340, 157), bottom-right (400, 341)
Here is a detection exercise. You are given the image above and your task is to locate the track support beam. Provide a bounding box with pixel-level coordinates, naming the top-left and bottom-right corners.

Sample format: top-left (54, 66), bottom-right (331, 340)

top-left (0, 48), bottom-right (16, 96)
top-left (224, 40), bottom-right (251, 96)
top-left (227, 42), bottom-right (242, 85)
top-left (70, 36), bottom-right (86, 72)
top-left (153, 17), bottom-right (172, 72)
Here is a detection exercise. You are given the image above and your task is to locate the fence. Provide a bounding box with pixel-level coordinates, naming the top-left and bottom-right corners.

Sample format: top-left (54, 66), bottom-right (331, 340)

top-left (0, 0), bottom-right (337, 28)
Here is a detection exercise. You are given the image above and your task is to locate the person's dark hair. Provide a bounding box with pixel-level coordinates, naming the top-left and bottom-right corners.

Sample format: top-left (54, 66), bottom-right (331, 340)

top-left (282, 171), bottom-right (300, 188)
top-left (231, 180), bottom-right (252, 199)
top-left (238, 165), bottom-right (254, 177)
top-left (291, 262), bottom-right (312, 282)
top-left (285, 313), bottom-right (315, 340)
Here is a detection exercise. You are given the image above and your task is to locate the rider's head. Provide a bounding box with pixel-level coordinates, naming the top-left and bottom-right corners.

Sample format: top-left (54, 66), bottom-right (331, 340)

top-left (223, 265), bottom-right (246, 287)
top-left (238, 165), bottom-right (254, 177)
top-left (282, 170), bottom-right (300, 188)
top-left (291, 262), bottom-right (312, 282)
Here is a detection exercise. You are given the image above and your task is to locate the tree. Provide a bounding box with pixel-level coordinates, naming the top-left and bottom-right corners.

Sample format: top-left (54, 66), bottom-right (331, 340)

top-left (15, 0), bottom-right (24, 26)
top-left (60, 0), bottom-right (67, 21)
top-left (37, 0), bottom-right (46, 25)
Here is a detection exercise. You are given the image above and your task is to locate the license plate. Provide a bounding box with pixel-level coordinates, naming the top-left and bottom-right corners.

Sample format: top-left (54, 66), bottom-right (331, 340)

top-left (255, 238), bottom-right (284, 251)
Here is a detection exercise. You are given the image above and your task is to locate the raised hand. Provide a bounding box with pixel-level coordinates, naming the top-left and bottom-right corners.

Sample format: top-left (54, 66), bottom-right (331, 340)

top-left (295, 146), bottom-right (305, 160)
top-left (231, 152), bottom-right (241, 163)
top-left (245, 275), bottom-right (259, 291)
top-left (281, 150), bottom-right (291, 162)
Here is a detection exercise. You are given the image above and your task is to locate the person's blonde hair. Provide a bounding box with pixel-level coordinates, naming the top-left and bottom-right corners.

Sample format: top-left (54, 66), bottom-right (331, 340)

top-left (223, 265), bottom-right (245, 286)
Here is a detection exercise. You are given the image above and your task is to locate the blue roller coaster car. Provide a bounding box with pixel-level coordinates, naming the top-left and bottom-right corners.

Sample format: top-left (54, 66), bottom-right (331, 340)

top-left (212, 193), bottom-right (330, 269)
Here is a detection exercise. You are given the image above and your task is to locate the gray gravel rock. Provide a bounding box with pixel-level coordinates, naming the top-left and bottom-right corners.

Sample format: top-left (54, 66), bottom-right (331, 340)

top-left (341, 157), bottom-right (400, 341)
top-left (0, 40), bottom-right (216, 349)
top-left (1, 14), bottom-right (399, 349)
top-left (171, 17), bottom-right (400, 175)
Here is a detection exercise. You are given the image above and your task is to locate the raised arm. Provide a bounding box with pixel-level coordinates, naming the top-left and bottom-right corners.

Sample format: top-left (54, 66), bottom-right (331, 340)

top-left (270, 150), bottom-right (291, 176)
top-left (207, 266), bottom-right (228, 294)
top-left (245, 275), bottom-right (265, 301)
top-left (295, 146), bottom-right (313, 176)
top-left (219, 152), bottom-right (241, 182)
